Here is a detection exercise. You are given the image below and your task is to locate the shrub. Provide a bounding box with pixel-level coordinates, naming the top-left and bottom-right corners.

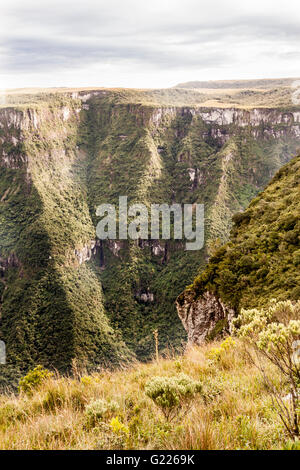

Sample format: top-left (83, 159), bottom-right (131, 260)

top-left (42, 388), bottom-right (66, 412)
top-left (207, 337), bottom-right (235, 362)
top-left (18, 366), bottom-right (53, 395)
top-left (291, 286), bottom-right (300, 301)
top-left (80, 375), bottom-right (101, 386)
top-left (237, 255), bottom-right (255, 274)
top-left (293, 250), bottom-right (300, 267)
top-left (85, 399), bottom-right (119, 427)
top-left (80, 376), bottom-right (94, 386)
top-left (201, 377), bottom-right (224, 404)
top-left (0, 401), bottom-right (24, 426)
top-left (279, 214), bottom-right (298, 231)
top-left (145, 374), bottom-right (202, 421)
top-left (232, 212), bottom-right (251, 227)
top-left (234, 300), bottom-right (300, 439)
top-left (284, 230), bottom-right (299, 245)
top-left (110, 416), bottom-right (129, 435)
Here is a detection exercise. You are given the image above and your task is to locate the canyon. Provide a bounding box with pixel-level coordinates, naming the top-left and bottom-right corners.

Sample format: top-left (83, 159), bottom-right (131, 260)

top-left (0, 82), bottom-right (299, 380)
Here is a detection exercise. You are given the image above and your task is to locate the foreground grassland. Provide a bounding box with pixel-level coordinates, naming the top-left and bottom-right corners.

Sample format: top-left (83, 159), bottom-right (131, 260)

top-left (0, 339), bottom-right (298, 450)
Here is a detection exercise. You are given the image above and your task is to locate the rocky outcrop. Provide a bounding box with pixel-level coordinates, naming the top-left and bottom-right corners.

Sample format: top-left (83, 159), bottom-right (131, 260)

top-left (176, 291), bottom-right (235, 345)
top-left (135, 288), bottom-right (154, 303)
top-left (74, 240), bottom-right (98, 265)
top-left (106, 240), bottom-right (124, 257)
top-left (149, 106), bottom-right (300, 140)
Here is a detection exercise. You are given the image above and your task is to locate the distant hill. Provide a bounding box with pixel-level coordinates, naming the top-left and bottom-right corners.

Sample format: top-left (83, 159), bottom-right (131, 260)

top-left (175, 78), bottom-right (299, 90)
top-left (2, 79), bottom-right (300, 109)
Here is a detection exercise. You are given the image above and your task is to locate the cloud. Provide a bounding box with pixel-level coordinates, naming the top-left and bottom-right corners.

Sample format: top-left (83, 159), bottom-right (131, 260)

top-left (0, 0), bottom-right (299, 88)
top-left (3, 36), bottom-right (233, 72)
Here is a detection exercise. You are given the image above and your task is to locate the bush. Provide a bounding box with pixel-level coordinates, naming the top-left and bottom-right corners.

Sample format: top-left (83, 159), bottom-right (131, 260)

top-left (234, 300), bottom-right (300, 439)
top-left (110, 416), bottom-right (129, 435)
top-left (80, 375), bottom-right (101, 386)
top-left (232, 212), bottom-right (251, 227)
top-left (0, 401), bottom-right (24, 426)
top-left (207, 336), bottom-right (236, 362)
top-left (291, 286), bottom-right (300, 301)
top-left (201, 377), bottom-right (224, 404)
top-left (42, 388), bottom-right (66, 412)
top-left (293, 250), bottom-right (300, 267)
top-left (18, 366), bottom-right (53, 395)
top-left (85, 399), bottom-right (119, 427)
top-left (237, 255), bottom-right (254, 274)
top-left (145, 374), bottom-right (202, 421)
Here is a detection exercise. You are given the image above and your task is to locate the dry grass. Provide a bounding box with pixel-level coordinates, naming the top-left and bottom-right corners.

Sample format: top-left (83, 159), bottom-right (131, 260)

top-left (0, 83), bottom-right (296, 109)
top-left (0, 339), bottom-right (297, 450)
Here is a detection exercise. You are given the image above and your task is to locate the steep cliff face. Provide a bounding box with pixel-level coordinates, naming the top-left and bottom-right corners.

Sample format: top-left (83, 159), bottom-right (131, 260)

top-left (0, 95), bottom-right (132, 372)
top-left (85, 95), bottom-right (300, 358)
top-left (177, 291), bottom-right (235, 345)
top-left (176, 156), bottom-right (300, 344)
top-left (0, 88), bottom-right (300, 371)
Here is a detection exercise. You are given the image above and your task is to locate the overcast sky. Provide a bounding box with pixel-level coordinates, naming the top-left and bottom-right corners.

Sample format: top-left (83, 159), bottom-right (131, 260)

top-left (0, 0), bottom-right (299, 89)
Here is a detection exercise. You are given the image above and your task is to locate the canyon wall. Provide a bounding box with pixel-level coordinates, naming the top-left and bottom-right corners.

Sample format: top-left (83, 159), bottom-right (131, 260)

top-left (0, 90), bottom-right (299, 372)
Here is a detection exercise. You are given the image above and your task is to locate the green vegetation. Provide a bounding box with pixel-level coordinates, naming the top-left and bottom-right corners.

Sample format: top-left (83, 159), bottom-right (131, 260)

top-left (0, 85), bottom-right (299, 449)
top-left (85, 398), bottom-right (120, 427)
top-left (174, 78), bottom-right (300, 107)
top-left (18, 366), bottom-right (53, 395)
top-left (86, 96), bottom-right (299, 359)
top-left (0, 95), bottom-right (132, 375)
top-left (234, 300), bottom-right (300, 438)
top-left (145, 374), bottom-right (202, 421)
top-left (2, 79), bottom-right (299, 109)
top-left (185, 155), bottom-right (300, 311)
top-left (0, 88), bottom-right (299, 375)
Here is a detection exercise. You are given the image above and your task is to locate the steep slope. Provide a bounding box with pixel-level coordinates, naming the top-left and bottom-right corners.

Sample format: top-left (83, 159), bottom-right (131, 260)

top-left (85, 96), bottom-right (300, 359)
top-left (0, 96), bottom-right (132, 374)
top-left (177, 155), bottom-right (300, 344)
top-left (0, 87), bottom-right (300, 374)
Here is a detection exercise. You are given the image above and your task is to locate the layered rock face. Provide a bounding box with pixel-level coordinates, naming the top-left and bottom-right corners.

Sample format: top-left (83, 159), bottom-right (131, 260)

top-left (176, 292), bottom-right (235, 345)
top-left (0, 88), bottom-right (300, 370)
